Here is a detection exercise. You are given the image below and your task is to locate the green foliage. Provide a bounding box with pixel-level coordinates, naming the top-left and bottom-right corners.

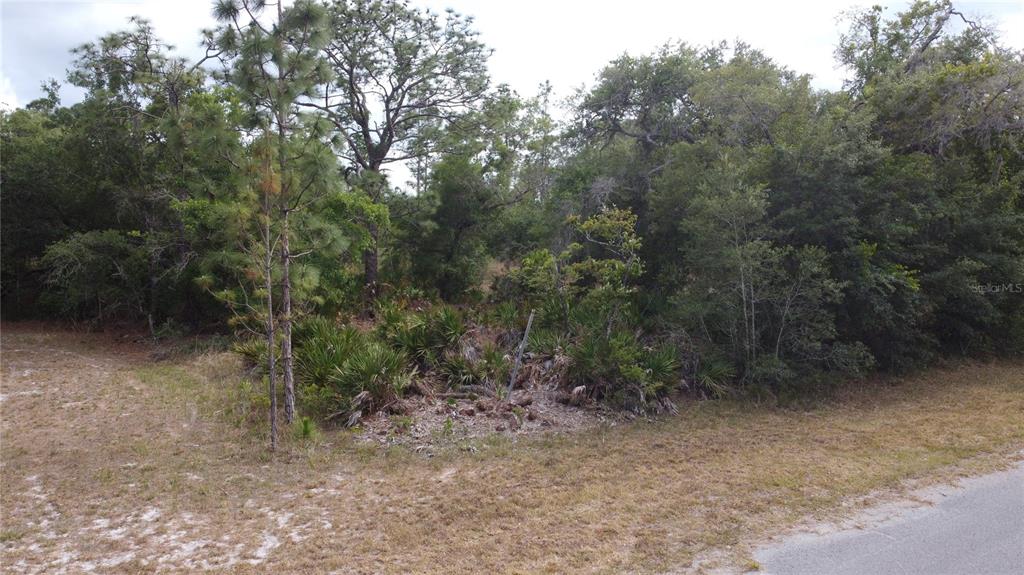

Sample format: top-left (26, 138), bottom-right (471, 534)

top-left (567, 332), bottom-right (679, 412)
top-left (644, 344), bottom-right (681, 387)
top-left (1, 107), bottom-right (79, 317)
top-left (290, 317), bottom-right (414, 422)
top-left (490, 300), bottom-right (523, 332)
top-left (674, 161), bottom-right (874, 392)
top-left (433, 306), bottom-right (468, 349)
top-left (228, 378), bottom-right (271, 428)
top-left (39, 230), bottom-right (149, 320)
top-left (438, 353), bottom-right (484, 388)
top-left (383, 315), bottom-right (433, 366)
top-left (503, 249), bottom-right (560, 303)
top-left (528, 328), bottom-right (569, 356)
top-left (293, 416), bottom-right (319, 441)
top-left (292, 315), bottom-right (340, 346)
top-left (4, 0), bottom-right (1022, 415)
top-left (232, 338), bottom-right (279, 373)
top-left (294, 323), bottom-right (363, 388)
top-left (563, 208), bottom-right (644, 330)
top-left (375, 301), bottom-right (503, 391)
top-left (505, 208), bottom-right (681, 410)
top-left (401, 156), bottom-right (493, 300)
top-left (377, 304), bottom-right (466, 368)
top-left (439, 342), bottom-right (510, 389)
top-left (330, 342), bottom-right (412, 416)
top-left (694, 356), bottom-right (737, 399)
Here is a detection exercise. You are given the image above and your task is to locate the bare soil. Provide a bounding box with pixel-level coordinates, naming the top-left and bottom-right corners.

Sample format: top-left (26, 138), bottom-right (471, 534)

top-left (2, 323), bottom-right (1022, 574)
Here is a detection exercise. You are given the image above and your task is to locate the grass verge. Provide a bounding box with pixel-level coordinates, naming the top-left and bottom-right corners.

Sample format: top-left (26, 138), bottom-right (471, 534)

top-left (1, 324), bottom-right (1021, 573)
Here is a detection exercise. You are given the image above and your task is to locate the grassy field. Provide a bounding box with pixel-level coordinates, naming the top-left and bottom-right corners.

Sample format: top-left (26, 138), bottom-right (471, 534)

top-left (1, 323), bottom-right (1022, 573)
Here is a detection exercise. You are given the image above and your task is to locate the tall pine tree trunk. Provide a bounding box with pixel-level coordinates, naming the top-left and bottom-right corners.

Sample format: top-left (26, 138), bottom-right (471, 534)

top-left (276, 15), bottom-right (296, 423)
top-left (146, 219), bottom-right (159, 336)
top-left (280, 207), bottom-right (295, 423)
top-left (264, 193), bottom-right (278, 451)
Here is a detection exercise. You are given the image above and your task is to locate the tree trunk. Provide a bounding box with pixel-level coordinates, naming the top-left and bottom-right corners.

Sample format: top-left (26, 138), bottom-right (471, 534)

top-left (276, 1), bottom-right (296, 425)
top-left (363, 220), bottom-right (379, 298)
top-left (265, 210), bottom-right (278, 452)
top-left (147, 242), bottom-right (159, 337)
top-left (280, 208), bottom-right (295, 424)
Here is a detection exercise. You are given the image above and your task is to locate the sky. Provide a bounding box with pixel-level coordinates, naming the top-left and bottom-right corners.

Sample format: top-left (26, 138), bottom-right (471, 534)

top-left (2, 0), bottom-right (1022, 112)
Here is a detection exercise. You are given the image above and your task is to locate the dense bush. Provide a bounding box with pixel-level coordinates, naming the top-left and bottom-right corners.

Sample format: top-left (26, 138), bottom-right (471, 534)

top-left (439, 341), bottom-right (510, 390)
top-left (288, 306), bottom-right (473, 421)
top-left (672, 166), bottom-right (875, 395)
top-left (232, 337), bottom-right (275, 372)
top-left (567, 331), bottom-right (679, 411)
top-left (329, 342), bottom-right (412, 419)
top-left (290, 317), bottom-right (413, 422)
top-left (39, 230), bottom-right (150, 321)
top-left (376, 303), bottom-right (467, 369)
top-left (294, 322), bottom-right (364, 389)
top-left (496, 208), bottom-right (684, 410)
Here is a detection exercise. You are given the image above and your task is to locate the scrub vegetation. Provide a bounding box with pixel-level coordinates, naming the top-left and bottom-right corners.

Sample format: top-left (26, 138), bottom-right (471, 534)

top-left (1, 0), bottom-right (1023, 571)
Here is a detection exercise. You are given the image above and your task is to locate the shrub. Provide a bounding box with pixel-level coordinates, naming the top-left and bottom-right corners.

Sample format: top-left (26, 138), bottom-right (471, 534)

top-left (232, 337), bottom-right (278, 373)
top-left (289, 316), bottom-right (417, 423)
top-left (644, 344), bottom-right (680, 386)
top-left (490, 300), bottom-right (521, 331)
top-left (331, 342), bottom-right (413, 417)
top-left (431, 305), bottom-right (466, 348)
top-left (39, 229), bottom-right (149, 321)
top-left (439, 353), bottom-right (484, 387)
top-left (528, 328), bottom-right (568, 357)
top-left (527, 208), bottom-right (680, 410)
top-left (378, 304), bottom-right (466, 368)
top-left (298, 382), bottom-right (340, 421)
top-left (567, 331), bottom-right (680, 412)
top-left (503, 248), bottom-right (559, 302)
top-left (293, 416), bottom-right (319, 441)
top-left (294, 324), bottom-right (363, 388)
top-left (228, 378), bottom-right (271, 428)
top-left (374, 299), bottom-right (408, 337)
top-left (380, 311), bottom-right (429, 362)
top-left (693, 354), bottom-right (736, 399)
top-left (479, 343), bottom-right (510, 384)
top-left (438, 341), bottom-right (509, 390)
top-left (292, 315), bottom-right (340, 347)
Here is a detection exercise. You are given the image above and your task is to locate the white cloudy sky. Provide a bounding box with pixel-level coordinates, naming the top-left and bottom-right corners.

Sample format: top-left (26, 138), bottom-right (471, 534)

top-left (2, 0), bottom-right (1022, 110)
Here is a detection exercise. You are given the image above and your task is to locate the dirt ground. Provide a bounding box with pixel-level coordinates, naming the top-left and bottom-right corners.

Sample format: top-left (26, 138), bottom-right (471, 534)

top-left (1, 323), bottom-right (1022, 574)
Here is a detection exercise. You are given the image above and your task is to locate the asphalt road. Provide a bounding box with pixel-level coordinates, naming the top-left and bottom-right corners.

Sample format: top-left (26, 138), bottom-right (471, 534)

top-left (755, 462), bottom-right (1024, 575)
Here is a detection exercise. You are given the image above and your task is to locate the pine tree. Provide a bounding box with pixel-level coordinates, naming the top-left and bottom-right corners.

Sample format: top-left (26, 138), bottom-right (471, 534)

top-left (214, 0), bottom-right (331, 438)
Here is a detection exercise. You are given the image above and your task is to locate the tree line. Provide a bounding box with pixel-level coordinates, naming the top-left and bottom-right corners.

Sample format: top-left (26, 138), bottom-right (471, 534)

top-left (2, 0), bottom-right (1022, 445)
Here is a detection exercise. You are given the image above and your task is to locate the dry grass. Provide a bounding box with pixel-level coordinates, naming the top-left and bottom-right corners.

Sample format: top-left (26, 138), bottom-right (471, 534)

top-left (1, 323), bottom-right (1022, 574)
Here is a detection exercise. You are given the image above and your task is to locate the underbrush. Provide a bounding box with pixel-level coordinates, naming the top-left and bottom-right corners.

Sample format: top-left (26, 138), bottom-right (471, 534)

top-left (232, 210), bottom-right (695, 424)
top-left (230, 209), bottom-right (912, 425)
top-left (234, 303), bottom-right (483, 425)
top-left (233, 298), bottom-right (686, 426)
